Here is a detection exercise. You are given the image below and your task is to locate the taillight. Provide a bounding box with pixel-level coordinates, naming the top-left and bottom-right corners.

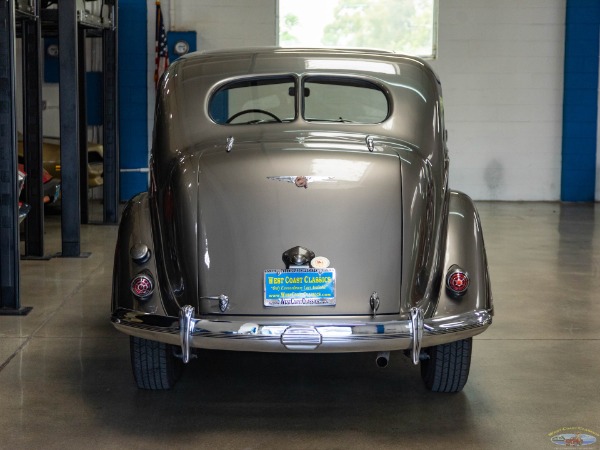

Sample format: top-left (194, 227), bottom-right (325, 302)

top-left (17, 169), bottom-right (26, 197)
top-left (42, 168), bottom-right (53, 184)
top-left (446, 265), bottom-right (469, 296)
top-left (130, 271), bottom-right (155, 300)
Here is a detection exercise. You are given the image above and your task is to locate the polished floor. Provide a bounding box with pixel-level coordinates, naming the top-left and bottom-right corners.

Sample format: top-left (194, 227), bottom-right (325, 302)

top-left (1, 202), bottom-right (599, 449)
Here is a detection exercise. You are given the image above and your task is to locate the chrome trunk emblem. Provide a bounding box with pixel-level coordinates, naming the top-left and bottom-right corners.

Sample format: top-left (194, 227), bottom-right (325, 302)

top-left (267, 175), bottom-right (335, 188)
top-left (294, 176), bottom-right (308, 188)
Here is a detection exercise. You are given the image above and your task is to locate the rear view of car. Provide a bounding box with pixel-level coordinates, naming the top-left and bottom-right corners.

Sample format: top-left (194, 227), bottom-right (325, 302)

top-left (112, 48), bottom-right (493, 392)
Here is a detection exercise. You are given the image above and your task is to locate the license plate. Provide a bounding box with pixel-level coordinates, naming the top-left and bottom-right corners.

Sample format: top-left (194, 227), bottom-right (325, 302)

top-left (264, 268), bottom-right (336, 307)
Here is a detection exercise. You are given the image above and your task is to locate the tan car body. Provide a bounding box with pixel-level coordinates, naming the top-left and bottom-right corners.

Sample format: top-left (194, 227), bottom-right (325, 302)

top-left (111, 48), bottom-right (493, 391)
top-left (18, 133), bottom-right (104, 187)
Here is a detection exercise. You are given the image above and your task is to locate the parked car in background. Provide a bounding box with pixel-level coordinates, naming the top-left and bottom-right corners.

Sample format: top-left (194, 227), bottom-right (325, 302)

top-left (18, 132), bottom-right (104, 188)
top-left (111, 48), bottom-right (494, 392)
top-left (17, 163), bottom-right (60, 207)
top-left (17, 168), bottom-right (30, 223)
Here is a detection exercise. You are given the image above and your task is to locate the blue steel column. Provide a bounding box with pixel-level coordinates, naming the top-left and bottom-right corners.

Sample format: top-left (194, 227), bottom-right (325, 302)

top-left (561, 0), bottom-right (600, 201)
top-left (118, 0), bottom-right (148, 202)
top-left (21, 1), bottom-right (45, 257)
top-left (0, 0), bottom-right (30, 314)
top-left (103, 1), bottom-right (119, 223)
top-left (78, 26), bottom-right (89, 224)
top-left (58, 0), bottom-right (81, 255)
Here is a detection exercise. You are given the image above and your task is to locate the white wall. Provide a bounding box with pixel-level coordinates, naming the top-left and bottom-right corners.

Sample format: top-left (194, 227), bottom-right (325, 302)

top-left (147, 0), bottom-right (276, 149)
top-left (150, 0), bottom-right (566, 200)
top-left (167, 0), bottom-right (276, 49)
top-left (429, 0), bottom-right (565, 200)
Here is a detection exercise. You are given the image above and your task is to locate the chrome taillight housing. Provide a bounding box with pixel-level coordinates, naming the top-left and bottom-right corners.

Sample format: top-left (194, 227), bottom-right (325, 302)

top-left (446, 265), bottom-right (470, 297)
top-left (130, 271), bottom-right (155, 300)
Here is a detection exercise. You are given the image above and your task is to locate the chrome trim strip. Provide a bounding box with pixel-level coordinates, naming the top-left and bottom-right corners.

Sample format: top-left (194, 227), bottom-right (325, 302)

top-left (112, 308), bottom-right (492, 354)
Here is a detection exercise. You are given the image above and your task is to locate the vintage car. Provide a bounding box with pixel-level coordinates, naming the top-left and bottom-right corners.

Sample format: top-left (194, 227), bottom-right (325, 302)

top-left (17, 163), bottom-right (61, 206)
top-left (18, 132), bottom-right (104, 188)
top-left (111, 48), bottom-right (493, 392)
top-left (17, 168), bottom-right (30, 223)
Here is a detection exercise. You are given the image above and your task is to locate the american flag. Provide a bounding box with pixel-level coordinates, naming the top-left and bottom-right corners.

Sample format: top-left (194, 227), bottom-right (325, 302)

top-left (154, 1), bottom-right (169, 89)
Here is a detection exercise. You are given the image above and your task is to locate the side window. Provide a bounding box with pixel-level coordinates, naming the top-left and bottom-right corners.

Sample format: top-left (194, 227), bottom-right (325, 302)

top-left (303, 77), bottom-right (389, 124)
top-left (209, 76), bottom-right (296, 125)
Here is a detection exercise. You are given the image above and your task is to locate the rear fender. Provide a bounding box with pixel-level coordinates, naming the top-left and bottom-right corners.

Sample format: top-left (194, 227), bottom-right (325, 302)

top-left (112, 193), bottom-right (166, 315)
top-left (433, 191), bottom-right (493, 319)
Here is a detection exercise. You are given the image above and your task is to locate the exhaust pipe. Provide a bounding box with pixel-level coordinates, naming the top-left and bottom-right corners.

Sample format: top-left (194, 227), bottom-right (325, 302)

top-left (376, 351), bottom-right (390, 368)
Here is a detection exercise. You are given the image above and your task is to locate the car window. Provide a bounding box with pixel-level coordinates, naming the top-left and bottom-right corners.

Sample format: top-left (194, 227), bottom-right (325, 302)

top-left (303, 77), bottom-right (389, 124)
top-left (210, 76), bottom-right (296, 125)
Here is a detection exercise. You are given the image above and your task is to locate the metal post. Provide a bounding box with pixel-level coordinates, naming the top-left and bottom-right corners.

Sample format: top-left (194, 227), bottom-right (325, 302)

top-left (103, 2), bottom-right (119, 224)
top-left (0, 0), bottom-right (30, 315)
top-left (58, 0), bottom-right (81, 256)
top-left (78, 26), bottom-right (89, 224)
top-left (22, 0), bottom-right (45, 257)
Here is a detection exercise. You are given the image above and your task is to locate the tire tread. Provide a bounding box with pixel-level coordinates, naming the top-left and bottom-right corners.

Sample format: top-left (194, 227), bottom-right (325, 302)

top-left (130, 336), bottom-right (183, 390)
top-left (420, 337), bottom-right (472, 393)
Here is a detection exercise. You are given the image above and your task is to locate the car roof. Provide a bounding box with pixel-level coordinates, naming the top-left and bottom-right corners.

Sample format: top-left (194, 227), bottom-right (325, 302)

top-left (175, 47), bottom-right (437, 82)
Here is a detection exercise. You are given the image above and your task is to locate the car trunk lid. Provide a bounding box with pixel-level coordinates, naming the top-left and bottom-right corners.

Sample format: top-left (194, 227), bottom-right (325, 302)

top-left (195, 136), bottom-right (402, 316)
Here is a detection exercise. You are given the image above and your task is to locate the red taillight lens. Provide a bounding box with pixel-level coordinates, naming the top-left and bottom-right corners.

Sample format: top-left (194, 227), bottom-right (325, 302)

top-left (446, 266), bottom-right (469, 296)
top-left (130, 272), bottom-right (155, 300)
top-left (42, 168), bottom-right (53, 184)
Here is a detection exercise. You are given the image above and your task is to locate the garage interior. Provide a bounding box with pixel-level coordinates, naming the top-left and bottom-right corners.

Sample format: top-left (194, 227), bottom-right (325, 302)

top-left (1, 1), bottom-right (599, 449)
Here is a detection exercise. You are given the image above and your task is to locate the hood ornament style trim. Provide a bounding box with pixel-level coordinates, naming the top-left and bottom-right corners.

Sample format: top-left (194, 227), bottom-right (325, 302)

top-left (267, 175), bottom-right (335, 188)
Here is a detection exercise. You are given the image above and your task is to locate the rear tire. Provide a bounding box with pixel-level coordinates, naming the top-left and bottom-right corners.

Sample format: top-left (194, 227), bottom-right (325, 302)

top-left (420, 337), bottom-right (472, 393)
top-left (130, 336), bottom-right (183, 390)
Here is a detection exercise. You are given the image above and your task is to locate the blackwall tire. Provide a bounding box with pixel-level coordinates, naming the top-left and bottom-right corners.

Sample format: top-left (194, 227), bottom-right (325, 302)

top-left (130, 336), bottom-right (183, 390)
top-left (420, 337), bottom-right (472, 393)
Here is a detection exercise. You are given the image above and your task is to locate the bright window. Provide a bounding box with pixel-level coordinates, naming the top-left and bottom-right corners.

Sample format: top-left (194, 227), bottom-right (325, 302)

top-left (278, 0), bottom-right (437, 58)
top-left (210, 77), bottom-right (296, 125)
top-left (209, 76), bottom-right (390, 125)
top-left (303, 77), bottom-right (389, 124)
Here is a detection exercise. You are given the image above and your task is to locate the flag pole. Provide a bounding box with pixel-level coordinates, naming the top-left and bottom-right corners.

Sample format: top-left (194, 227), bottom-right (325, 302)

top-left (154, 0), bottom-right (169, 90)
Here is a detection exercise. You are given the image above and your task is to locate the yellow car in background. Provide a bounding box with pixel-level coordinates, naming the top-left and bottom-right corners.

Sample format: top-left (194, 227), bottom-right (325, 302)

top-left (18, 132), bottom-right (104, 188)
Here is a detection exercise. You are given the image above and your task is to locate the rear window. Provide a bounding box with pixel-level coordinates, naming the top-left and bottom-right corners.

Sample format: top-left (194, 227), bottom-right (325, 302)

top-left (209, 76), bottom-right (296, 125)
top-left (303, 77), bottom-right (389, 124)
top-left (209, 75), bottom-right (389, 125)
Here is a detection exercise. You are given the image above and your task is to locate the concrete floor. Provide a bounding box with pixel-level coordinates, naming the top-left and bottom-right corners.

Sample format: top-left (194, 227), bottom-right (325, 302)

top-left (1, 202), bottom-right (599, 449)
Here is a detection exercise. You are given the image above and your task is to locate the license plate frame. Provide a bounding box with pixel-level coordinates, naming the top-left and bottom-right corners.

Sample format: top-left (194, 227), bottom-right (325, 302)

top-left (264, 268), bottom-right (336, 307)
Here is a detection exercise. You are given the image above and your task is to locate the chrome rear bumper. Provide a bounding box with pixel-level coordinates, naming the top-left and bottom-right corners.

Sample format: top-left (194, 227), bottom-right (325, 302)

top-left (111, 307), bottom-right (492, 364)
